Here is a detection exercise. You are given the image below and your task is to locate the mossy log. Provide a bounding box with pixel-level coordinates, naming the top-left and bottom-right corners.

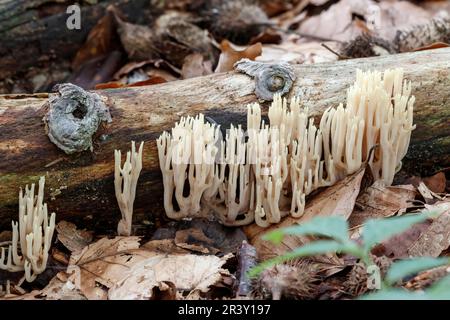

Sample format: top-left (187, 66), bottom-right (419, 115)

top-left (0, 48), bottom-right (449, 231)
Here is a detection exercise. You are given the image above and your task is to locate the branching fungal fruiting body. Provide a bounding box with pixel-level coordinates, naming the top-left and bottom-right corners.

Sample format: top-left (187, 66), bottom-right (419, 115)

top-left (157, 114), bottom-right (221, 220)
top-left (157, 68), bottom-right (415, 227)
top-left (115, 141), bottom-right (144, 236)
top-left (0, 177), bottom-right (56, 283)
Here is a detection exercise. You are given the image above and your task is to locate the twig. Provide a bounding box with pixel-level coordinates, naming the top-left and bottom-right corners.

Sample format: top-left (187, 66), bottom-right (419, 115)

top-left (236, 241), bottom-right (258, 297)
top-left (321, 43), bottom-right (350, 60)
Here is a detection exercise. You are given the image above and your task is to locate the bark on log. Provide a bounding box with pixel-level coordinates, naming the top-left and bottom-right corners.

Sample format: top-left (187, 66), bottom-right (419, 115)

top-left (0, 48), bottom-right (449, 231)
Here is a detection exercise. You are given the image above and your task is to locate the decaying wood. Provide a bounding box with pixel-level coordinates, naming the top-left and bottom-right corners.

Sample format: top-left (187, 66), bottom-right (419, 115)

top-left (0, 48), bottom-right (449, 230)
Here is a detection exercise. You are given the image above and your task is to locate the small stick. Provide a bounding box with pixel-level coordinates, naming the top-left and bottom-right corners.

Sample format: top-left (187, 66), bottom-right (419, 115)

top-left (321, 43), bottom-right (350, 60)
top-left (236, 241), bottom-right (258, 297)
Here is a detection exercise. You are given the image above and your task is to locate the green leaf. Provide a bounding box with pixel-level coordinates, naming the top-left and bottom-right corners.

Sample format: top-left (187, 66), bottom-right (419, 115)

top-left (386, 257), bottom-right (450, 285)
top-left (247, 240), bottom-right (348, 278)
top-left (360, 289), bottom-right (426, 300)
top-left (264, 216), bottom-right (350, 244)
top-left (426, 275), bottom-right (450, 299)
top-left (362, 212), bottom-right (432, 252)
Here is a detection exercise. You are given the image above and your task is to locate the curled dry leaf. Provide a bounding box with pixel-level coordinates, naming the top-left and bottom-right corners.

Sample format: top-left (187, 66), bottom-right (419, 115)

top-left (349, 181), bottom-right (417, 228)
top-left (94, 77), bottom-right (167, 90)
top-left (413, 42), bottom-right (450, 52)
top-left (214, 40), bottom-right (262, 73)
top-left (108, 253), bottom-right (233, 300)
top-left (422, 172), bottom-right (447, 194)
top-left (181, 53), bottom-right (213, 79)
top-left (115, 16), bottom-right (159, 61)
top-left (249, 29), bottom-right (282, 45)
top-left (56, 221), bottom-right (94, 253)
top-left (404, 265), bottom-right (450, 290)
top-left (154, 11), bottom-right (215, 67)
top-left (72, 11), bottom-right (117, 71)
top-left (418, 182), bottom-right (444, 204)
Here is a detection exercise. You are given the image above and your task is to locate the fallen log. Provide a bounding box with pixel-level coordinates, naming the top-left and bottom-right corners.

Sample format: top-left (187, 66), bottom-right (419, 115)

top-left (0, 48), bottom-right (449, 231)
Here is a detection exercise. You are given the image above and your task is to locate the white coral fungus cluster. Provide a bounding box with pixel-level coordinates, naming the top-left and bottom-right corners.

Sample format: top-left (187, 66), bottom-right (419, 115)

top-left (0, 177), bottom-right (56, 283)
top-left (115, 141), bottom-right (144, 236)
top-left (157, 69), bottom-right (415, 227)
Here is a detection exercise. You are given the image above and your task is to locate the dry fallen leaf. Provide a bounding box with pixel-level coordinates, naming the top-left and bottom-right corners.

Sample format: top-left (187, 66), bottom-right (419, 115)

top-left (215, 40), bottom-right (262, 73)
top-left (0, 230), bottom-right (11, 243)
top-left (376, 0), bottom-right (433, 40)
top-left (181, 53), bottom-right (213, 79)
top-left (66, 236), bottom-right (233, 300)
top-left (413, 42), bottom-right (450, 52)
top-left (67, 236), bottom-right (145, 300)
top-left (404, 265), bottom-right (450, 290)
top-left (94, 77), bottom-right (167, 89)
top-left (115, 16), bottom-right (159, 61)
top-left (151, 219), bottom-right (248, 255)
top-left (349, 181), bottom-right (417, 228)
top-left (297, 0), bottom-right (375, 42)
top-left (108, 253), bottom-right (233, 300)
top-left (174, 228), bottom-right (218, 254)
top-left (407, 201), bottom-right (450, 257)
top-left (423, 172), bottom-right (447, 194)
top-left (372, 221), bottom-right (431, 259)
top-left (373, 201), bottom-right (450, 259)
top-left (56, 221), bottom-right (94, 253)
top-left (72, 11), bottom-right (117, 70)
top-left (39, 272), bottom-right (86, 300)
top-left (418, 182), bottom-right (444, 204)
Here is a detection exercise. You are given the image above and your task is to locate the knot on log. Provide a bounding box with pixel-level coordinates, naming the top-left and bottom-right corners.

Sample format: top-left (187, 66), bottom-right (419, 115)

top-left (234, 58), bottom-right (296, 101)
top-left (43, 83), bottom-right (112, 154)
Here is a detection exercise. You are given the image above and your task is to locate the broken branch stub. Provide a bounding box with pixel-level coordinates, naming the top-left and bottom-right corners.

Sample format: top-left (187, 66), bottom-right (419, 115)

top-left (234, 59), bottom-right (296, 101)
top-left (43, 84), bottom-right (112, 154)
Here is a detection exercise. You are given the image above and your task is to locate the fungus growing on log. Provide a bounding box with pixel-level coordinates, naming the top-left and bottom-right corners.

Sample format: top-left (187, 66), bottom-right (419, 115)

top-left (115, 141), bottom-right (144, 236)
top-left (43, 83), bottom-right (112, 154)
top-left (157, 114), bottom-right (221, 220)
top-left (157, 68), bottom-right (415, 227)
top-left (0, 177), bottom-right (56, 283)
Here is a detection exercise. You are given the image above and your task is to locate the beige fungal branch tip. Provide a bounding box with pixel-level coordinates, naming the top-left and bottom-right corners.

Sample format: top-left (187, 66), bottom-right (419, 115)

top-left (115, 141), bottom-right (144, 236)
top-left (0, 177), bottom-right (56, 283)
